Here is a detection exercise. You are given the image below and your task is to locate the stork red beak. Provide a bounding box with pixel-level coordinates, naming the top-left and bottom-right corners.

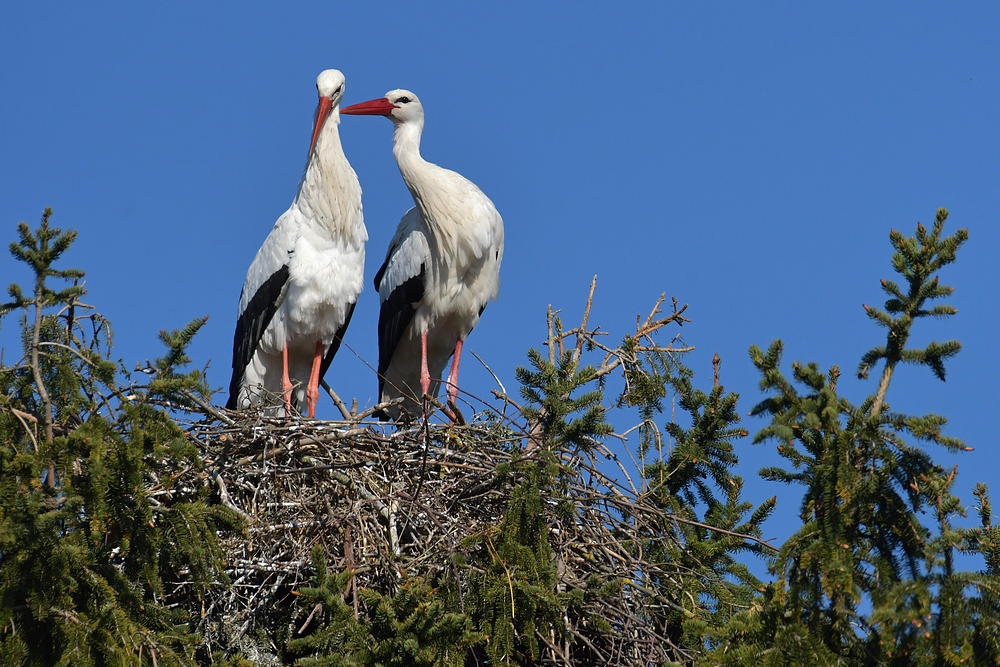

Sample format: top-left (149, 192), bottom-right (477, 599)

top-left (340, 97), bottom-right (397, 116)
top-left (309, 96), bottom-right (334, 155)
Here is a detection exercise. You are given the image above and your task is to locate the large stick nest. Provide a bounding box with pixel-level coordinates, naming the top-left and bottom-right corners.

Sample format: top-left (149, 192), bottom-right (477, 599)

top-left (163, 286), bottom-right (761, 666)
top-left (175, 410), bottom-right (696, 665)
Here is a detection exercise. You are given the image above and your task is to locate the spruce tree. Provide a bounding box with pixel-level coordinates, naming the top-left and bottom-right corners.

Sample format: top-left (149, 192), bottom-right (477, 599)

top-left (643, 369), bottom-right (776, 656)
top-left (701, 209), bottom-right (998, 667)
top-left (0, 209), bottom-right (239, 666)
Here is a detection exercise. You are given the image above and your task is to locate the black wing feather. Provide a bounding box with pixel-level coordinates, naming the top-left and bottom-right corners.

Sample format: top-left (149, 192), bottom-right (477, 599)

top-left (226, 265), bottom-right (290, 409)
top-left (373, 254), bottom-right (390, 292)
top-left (377, 265), bottom-right (425, 397)
top-left (319, 300), bottom-right (357, 380)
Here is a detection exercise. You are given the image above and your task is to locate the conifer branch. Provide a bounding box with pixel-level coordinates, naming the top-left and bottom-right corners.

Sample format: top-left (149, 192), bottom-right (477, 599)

top-left (858, 209), bottom-right (967, 414)
top-left (30, 261), bottom-right (54, 463)
top-left (9, 208), bottom-right (85, 487)
top-left (36, 340), bottom-right (101, 367)
top-left (5, 405), bottom-right (40, 451)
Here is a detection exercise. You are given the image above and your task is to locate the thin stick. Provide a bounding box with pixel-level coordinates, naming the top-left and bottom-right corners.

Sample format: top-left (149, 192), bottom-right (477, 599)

top-left (470, 349), bottom-right (506, 396)
top-left (573, 275), bottom-right (598, 366)
top-left (320, 380), bottom-right (352, 420)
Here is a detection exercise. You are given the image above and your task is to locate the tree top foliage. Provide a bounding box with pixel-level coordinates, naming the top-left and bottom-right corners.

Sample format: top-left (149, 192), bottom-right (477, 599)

top-left (1, 207), bottom-right (994, 667)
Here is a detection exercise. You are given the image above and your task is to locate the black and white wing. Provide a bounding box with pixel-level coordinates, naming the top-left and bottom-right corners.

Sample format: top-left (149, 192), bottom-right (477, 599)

top-left (374, 207), bottom-right (430, 397)
top-left (226, 210), bottom-right (298, 409)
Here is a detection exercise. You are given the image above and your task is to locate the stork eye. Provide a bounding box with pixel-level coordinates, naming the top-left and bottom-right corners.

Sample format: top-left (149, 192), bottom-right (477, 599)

top-left (396, 96), bottom-right (411, 104)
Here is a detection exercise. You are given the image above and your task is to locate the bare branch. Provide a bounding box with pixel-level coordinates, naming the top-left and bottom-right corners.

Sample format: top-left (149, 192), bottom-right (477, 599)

top-left (320, 379), bottom-right (352, 420)
top-left (470, 349), bottom-right (506, 396)
top-left (573, 275), bottom-right (598, 366)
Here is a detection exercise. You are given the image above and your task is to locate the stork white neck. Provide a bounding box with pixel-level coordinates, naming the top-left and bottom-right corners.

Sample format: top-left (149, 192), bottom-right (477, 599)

top-left (294, 109), bottom-right (366, 247)
top-left (390, 116), bottom-right (461, 242)
top-left (391, 117), bottom-right (432, 202)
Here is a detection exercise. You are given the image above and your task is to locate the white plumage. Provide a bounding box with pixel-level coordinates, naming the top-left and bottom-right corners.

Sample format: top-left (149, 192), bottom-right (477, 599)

top-left (341, 90), bottom-right (503, 419)
top-left (228, 69), bottom-right (366, 417)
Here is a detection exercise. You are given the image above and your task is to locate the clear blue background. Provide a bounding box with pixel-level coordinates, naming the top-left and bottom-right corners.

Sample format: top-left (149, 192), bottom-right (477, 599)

top-left (2, 4), bottom-right (997, 568)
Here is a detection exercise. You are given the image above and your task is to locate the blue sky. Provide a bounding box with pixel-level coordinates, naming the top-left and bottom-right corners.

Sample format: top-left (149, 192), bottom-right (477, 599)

top-left (2, 4), bottom-right (998, 565)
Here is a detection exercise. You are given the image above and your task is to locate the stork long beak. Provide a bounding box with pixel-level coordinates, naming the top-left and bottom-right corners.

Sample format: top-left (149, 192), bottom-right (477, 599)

top-left (340, 97), bottom-right (397, 116)
top-left (309, 96), bottom-right (334, 155)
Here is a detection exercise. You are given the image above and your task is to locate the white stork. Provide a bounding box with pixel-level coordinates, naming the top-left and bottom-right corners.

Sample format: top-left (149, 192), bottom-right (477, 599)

top-left (227, 69), bottom-right (366, 417)
top-left (341, 90), bottom-right (504, 419)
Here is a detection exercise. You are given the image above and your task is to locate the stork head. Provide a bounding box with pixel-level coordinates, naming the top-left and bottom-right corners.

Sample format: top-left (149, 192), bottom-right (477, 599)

top-left (341, 89), bottom-right (423, 125)
top-left (309, 69), bottom-right (347, 155)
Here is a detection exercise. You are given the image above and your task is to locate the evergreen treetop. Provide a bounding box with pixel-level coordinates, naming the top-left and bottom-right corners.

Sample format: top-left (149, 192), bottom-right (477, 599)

top-left (0, 209), bottom-right (240, 666)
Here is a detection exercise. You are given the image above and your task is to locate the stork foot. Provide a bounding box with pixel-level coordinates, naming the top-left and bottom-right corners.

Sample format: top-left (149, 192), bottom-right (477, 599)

top-left (445, 338), bottom-right (463, 406)
top-left (305, 341), bottom-right (324, 419)
top-left (305, 385), bottom-right (319, 419)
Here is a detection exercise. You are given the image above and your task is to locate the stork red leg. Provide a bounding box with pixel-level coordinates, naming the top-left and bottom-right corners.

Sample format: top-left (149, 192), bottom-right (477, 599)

top-left (446, 338), bottom-right (463, 405)
top-left (420, 330), bottom-right (430, 396)
top-left (281, 345), bottom-right (293, 415)
top-left (305, 341), bottom-right (324, 418)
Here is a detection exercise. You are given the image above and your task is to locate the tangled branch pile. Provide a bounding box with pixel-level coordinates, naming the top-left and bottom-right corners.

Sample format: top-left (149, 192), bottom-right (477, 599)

top-left (178, 418), bottom-right (659, 663)
top-left (162, 283), bottom-right (773, 666)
